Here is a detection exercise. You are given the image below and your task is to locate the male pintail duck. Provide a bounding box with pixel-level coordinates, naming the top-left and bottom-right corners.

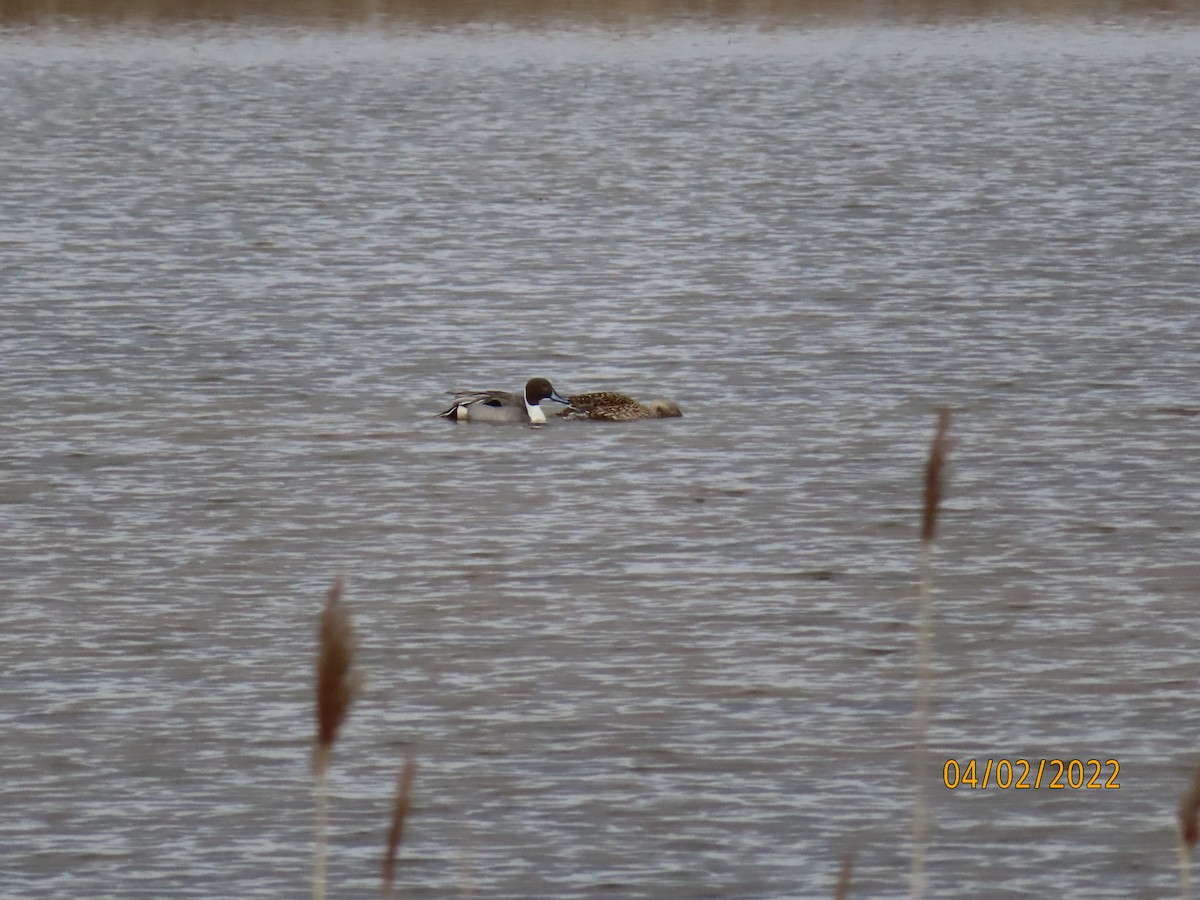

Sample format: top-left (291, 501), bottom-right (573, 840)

top-left (558, 391), bottom-right (682, 422)
top-left (439, 377), bottom-right (570, 424)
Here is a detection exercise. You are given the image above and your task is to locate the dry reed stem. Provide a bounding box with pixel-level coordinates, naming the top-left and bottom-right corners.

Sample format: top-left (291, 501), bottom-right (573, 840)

top-left (912, 408), bottom-right (951, 900)
top-left (313, 577), bottom-right (360, 900)
top-left (382, 755), bottom-right (418, 899)
top-left (314, 766), bottom-right (331, 900)
top-left (834, 850), bottom-right (855, 900)
top-left (1179, 766), bottom-right (1200, 899)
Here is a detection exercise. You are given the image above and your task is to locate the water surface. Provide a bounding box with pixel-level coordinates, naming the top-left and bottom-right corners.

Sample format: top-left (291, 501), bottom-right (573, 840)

top-left (2, 18), bottom-right (1199, 899)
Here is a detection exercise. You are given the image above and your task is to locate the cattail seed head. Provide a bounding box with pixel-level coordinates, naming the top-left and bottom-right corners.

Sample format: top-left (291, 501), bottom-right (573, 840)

top-left (1180, 766), bottom-right (1200, 849)
top-left (921, 409), bottom-right (952, 543)
top-left (382, 756), bottom-right (418, 898)
top-left (315, 578), bottom-right (359, 775)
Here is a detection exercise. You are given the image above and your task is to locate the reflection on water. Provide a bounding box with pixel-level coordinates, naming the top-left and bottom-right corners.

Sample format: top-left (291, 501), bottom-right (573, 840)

top-left (2, 15), bottom-right (1200, 900)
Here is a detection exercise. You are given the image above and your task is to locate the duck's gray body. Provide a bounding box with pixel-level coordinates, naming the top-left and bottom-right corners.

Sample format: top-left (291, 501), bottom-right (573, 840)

top-left (439, 377), bottom-right (570, 424)
top-left (558, 392), bottom-right (683, 422)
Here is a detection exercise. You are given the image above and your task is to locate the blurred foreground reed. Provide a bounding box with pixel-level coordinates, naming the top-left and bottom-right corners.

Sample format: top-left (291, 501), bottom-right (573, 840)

top-left (311, 578), bottom-right (417, 898)
top-left (1180, 766), bottom-right (1200, 899)
top-left (383, 756), bottom-right (418, 899)
top-left (911, 409), bottom-right (950, 898)
top-left (314, 577), bottom-right (360, 900)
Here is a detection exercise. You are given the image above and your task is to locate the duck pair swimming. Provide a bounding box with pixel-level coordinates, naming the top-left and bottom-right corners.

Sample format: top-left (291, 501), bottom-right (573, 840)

top-left (438, 378), bottom-right (682, 424)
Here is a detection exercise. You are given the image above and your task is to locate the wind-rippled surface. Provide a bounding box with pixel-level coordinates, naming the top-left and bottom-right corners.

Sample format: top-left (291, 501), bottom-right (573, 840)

top-left (2, 19), bottom-right (1199, 898)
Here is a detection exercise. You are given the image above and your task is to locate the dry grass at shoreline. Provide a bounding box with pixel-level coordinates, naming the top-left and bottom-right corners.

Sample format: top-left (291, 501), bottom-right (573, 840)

top-left (1, 0), bottom-right (1194, 25)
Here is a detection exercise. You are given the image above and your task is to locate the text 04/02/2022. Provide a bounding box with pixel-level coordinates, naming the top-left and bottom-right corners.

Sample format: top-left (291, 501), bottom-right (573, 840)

top-left (942, 758), bottom-right (1120, 790)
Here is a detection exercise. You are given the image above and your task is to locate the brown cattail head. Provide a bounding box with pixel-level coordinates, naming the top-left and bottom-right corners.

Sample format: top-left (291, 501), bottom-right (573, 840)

top-left (1180, 766), bottom-right (1200, 849)
top-left (381, 755), bottom-right (418, 898)
top-left (315, 577), bottom-right (359, 775)
top-left (921, 408), bottom-right (952, 543)
top-left (834, 849), bottom-right (856, 900)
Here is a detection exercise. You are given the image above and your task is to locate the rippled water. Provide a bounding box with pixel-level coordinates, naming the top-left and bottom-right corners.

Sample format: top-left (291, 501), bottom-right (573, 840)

top-left (2, 18), bottom-right (1199, 899)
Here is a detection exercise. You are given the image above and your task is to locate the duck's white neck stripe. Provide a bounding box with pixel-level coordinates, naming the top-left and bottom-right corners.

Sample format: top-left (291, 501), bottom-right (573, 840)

top-left (526, 401), bottom-right (546, 424)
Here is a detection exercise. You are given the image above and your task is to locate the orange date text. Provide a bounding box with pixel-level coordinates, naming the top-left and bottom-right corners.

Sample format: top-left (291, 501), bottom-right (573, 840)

top-left (942, 758), bottom-right (1120, 790)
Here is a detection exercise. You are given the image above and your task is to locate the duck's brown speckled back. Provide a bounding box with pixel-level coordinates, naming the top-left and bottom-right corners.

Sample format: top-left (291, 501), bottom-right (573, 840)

top-left (560, 392), bottom-right (682, 422)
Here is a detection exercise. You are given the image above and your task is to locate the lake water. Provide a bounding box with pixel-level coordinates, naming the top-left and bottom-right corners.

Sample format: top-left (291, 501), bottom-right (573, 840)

top-left (2, 14), bottom-right (1199, 899)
